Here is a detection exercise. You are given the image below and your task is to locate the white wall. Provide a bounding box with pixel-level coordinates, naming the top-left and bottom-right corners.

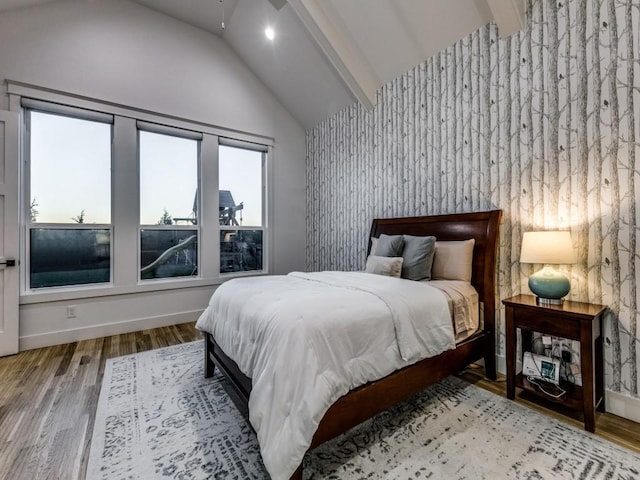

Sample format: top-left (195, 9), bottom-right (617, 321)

top-left (0, 0), bottom-right (307, 349)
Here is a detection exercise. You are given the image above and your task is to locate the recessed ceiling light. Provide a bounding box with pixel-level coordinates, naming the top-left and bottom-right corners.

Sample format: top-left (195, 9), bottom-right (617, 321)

top-left (265, 26), bottom-right (275, 40)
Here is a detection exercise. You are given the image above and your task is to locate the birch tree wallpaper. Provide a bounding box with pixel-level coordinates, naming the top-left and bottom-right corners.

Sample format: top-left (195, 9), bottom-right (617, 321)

top-left (306, 0), bottom-right (640, 400)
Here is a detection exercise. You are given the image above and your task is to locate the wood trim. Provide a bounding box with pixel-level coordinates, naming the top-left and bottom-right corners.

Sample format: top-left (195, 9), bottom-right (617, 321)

top-left (7, 80), bottom-right (275, 145)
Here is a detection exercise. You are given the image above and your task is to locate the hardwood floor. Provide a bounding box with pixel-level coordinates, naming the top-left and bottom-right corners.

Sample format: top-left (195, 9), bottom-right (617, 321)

top-left (0, 323), bottom-right (201, 480)
top-left (0, 324), bottom-right (638, 479)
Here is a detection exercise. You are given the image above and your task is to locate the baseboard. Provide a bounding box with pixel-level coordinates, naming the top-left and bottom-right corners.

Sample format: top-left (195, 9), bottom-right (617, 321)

top-left (605, 389), bottom-right (640, 423)
top-left (496, 353), bottom-right (506, 375)
top-left (19, 309), bottom-right (204, 351)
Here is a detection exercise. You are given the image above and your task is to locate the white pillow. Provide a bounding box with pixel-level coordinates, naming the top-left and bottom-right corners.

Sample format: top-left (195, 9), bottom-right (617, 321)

top-left (365, 255), bottom-right (403, 277)
top-left (431, 239), bottom-right (475, 282)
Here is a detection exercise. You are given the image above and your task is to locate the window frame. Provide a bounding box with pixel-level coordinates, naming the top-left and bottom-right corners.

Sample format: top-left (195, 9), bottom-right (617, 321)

top-left (218, 139), bottom-right (268, 276)
top-left (11, 84), bottom-right (273, 303)
top-left (137, 125), bottom-right (202, 283)
top-left (21, 105), bottom-right (115, 293)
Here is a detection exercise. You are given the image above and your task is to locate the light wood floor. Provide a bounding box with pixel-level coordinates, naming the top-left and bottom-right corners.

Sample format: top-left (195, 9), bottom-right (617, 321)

top-left (0, 323), bottom-right (638, 480)
top-left (0, 323), bottom-right (201, 480)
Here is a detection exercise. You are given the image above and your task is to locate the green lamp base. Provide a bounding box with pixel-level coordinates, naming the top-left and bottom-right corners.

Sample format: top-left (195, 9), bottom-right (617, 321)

top-left (528, 265), bottom-right (571, 305)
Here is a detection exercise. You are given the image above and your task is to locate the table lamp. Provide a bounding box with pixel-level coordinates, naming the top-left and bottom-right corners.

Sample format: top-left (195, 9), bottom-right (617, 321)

top-left (520, 231), bottom-right (577, 305)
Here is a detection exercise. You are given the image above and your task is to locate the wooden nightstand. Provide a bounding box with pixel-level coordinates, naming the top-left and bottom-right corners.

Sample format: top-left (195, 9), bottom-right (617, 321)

top-left (502, 294), bottom-right (607, 432)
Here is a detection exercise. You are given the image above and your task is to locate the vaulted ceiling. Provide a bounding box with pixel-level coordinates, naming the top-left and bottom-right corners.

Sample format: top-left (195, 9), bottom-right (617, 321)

top-left (0, 0), bottom-right (525, 129)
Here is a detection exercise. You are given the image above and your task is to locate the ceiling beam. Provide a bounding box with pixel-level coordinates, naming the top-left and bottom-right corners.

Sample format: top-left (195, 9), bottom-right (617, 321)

top-left (287, 0), bottom-right (378, 109)
top-left (485, 0), bottom-right (525, 37)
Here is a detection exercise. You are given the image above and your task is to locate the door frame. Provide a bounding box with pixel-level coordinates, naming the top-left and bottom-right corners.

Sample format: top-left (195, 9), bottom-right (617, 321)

top-left (0, 109), bottom-right (20, 356)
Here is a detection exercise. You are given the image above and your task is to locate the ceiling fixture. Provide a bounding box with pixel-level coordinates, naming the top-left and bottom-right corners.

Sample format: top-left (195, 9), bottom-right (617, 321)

top-left (265, 26), bottom-right (275, 40)
top-left (268, 0), bottom-right (287, 10)
top-left (220, 0), bottom-right (225, 30)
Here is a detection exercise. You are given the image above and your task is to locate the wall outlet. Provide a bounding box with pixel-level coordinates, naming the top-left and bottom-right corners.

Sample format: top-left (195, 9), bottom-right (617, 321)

top-left (67, 305), bottom-right (77, 319)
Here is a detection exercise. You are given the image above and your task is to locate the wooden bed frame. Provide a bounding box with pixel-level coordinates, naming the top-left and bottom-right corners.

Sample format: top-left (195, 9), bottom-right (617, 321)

top-left (204, 209), bottom-right (502, 479)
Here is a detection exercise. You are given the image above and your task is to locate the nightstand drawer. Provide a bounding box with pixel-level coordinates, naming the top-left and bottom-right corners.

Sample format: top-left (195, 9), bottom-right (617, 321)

top-left (512, 308), bottom-right (580, 339)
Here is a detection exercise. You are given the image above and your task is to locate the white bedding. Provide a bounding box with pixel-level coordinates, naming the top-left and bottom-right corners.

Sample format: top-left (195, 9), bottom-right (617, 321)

top-left (196, 271), bottom-right (456, 480)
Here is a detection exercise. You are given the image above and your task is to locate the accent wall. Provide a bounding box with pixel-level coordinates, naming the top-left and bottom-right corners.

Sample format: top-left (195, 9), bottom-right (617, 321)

top-left (306, 0), bottom-right (640, 406)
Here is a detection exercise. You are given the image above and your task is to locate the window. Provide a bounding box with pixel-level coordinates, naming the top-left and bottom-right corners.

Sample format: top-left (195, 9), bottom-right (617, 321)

top-left (139, 129), bottom-right (200, 280)
top-left (19, 92), bottom-right (270, 297)
top-left (26, 109), bottom-right (112, 289)
top-left (219, 142), bottom-right (265, 273)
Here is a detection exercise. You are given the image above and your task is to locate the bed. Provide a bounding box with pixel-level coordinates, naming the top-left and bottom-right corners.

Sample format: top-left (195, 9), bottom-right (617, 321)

top-left (199, 209), bottom-right (501, 479)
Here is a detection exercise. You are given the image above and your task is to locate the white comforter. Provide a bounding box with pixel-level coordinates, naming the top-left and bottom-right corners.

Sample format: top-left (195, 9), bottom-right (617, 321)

top-left (195, 271), bottom-right (455, 480)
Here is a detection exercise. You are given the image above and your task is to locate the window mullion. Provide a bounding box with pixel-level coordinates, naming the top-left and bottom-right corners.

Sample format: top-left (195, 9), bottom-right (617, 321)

top-left (20, 110), bottom-right (32, 294)
top-left (264, 148), bottom-right (271, 275)
top-left (200, 134), bottom-right (220, 278)
top-left (112, 116), bottom-right (139, 287)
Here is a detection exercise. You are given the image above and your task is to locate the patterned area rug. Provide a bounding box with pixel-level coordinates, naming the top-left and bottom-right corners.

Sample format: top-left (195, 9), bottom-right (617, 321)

top-left (88, 341), bottom-right (640, 479)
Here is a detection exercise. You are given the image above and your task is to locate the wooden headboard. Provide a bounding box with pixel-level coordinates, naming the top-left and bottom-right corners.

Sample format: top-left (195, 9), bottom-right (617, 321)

top-left (368, 210), bottom-right (502, 334)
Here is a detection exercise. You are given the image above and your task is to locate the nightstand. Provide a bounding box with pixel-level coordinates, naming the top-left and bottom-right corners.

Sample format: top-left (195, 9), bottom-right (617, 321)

top-left (502, 294), bottom-right (607, 432)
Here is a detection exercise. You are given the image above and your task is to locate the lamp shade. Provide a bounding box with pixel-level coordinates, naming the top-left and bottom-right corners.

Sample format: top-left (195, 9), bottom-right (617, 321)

top-left (520, 231), bottom-right (576, 265)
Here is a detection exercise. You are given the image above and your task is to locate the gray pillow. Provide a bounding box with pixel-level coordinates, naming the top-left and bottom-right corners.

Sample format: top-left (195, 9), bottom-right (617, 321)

top-left (375, 234), bottom-right (404, 257)
top-left (369, 237), bottom-right (378, 255)
top-left (401, 235), bottom-right (436, 281)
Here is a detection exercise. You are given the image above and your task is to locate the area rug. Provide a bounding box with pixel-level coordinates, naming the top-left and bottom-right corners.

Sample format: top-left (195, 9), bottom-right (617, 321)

top-left (88, 341), bottom-right (640, 479)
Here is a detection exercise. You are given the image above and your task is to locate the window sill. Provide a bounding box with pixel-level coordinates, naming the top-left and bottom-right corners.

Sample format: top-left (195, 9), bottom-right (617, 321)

top-left (19, 271), bottom-right (268, 305)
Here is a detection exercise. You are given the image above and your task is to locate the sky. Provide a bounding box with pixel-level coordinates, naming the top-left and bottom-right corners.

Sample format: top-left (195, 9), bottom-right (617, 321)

top-left (30, 112), bottom-right (263, 227)
top-left (219, 145), bottom-right (263, 227)
top-left (30, 112), bottom-right (111, 224)
top-left (139, 131), bottom-right (198, 225)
